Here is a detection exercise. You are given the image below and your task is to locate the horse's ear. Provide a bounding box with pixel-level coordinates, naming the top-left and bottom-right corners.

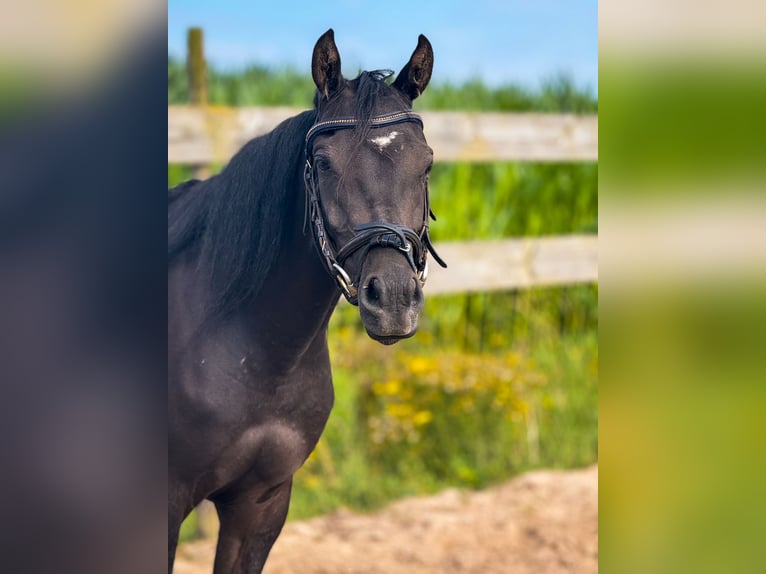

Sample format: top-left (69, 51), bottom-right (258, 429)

top-left (392, 35), bottom-right (434, 100)
top-left (312, 29), bottom-right (343, 100)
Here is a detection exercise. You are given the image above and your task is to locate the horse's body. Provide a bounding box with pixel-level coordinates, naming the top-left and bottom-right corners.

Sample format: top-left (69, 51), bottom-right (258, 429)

top-left (168, 30), bottom-right (440, 573)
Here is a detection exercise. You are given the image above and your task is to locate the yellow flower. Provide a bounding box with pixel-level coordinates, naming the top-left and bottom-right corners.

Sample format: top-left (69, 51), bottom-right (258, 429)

top-left (407, 356), bottom-right (435, 376)
top-left (372, 379), bottom-right (401, 395)
top-left (413, 410), bottom-right (433, 426)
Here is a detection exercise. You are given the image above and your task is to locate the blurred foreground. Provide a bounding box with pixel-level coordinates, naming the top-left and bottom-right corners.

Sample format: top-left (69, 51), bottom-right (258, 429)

top-left (599, 1), bottom-right (766, 571)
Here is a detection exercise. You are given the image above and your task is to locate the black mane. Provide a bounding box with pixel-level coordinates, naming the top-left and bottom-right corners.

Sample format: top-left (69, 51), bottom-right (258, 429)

top-left (168, 70), bottom-right (410, 317)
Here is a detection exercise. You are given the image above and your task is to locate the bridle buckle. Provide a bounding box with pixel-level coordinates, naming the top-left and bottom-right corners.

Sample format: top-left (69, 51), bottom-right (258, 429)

top-left (332, 263), bottom-right (356, 299)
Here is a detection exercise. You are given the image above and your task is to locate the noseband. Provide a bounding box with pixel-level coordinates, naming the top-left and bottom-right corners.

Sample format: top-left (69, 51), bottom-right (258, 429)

top-left (304, 110), bottom-right (447, 305)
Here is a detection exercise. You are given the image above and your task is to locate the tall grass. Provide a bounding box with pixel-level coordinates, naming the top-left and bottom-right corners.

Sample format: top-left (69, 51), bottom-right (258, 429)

top-left (429, 162), bottom-right (598, 240)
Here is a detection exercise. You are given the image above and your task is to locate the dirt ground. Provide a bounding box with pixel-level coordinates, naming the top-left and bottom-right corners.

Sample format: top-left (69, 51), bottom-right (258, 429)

top-left (174, 465), bottom-right (598, 574)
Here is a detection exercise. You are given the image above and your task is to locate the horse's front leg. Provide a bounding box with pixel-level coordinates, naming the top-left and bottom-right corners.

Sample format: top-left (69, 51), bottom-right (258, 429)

top-left (169, 479), bottom-right (192, 573)
top-left (212, 478), bottom-right (293, 574)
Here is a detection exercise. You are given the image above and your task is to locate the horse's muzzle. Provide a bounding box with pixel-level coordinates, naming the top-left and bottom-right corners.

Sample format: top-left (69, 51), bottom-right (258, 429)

top-left (358, 249), bottom-right (424, 344)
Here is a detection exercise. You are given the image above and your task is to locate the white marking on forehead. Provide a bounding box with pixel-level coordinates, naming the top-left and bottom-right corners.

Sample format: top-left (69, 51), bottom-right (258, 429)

top-left (369, 130), bottom-right (400, 150)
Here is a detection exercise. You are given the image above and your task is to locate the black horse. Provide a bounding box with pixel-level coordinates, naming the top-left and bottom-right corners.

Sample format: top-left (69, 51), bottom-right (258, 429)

top-left (168, 29), bottom-right (445, 573)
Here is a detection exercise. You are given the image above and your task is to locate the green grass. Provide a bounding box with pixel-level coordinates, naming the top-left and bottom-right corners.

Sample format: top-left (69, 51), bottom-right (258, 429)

top-left (178, 510), bottom-right (199, 542)
top-left (429, 162), bottom-right (598, 241)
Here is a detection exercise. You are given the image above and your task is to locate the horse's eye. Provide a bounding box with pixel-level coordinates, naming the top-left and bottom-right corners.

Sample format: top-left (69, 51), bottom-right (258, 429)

top-left (315, 157), bottom-right (332, 172)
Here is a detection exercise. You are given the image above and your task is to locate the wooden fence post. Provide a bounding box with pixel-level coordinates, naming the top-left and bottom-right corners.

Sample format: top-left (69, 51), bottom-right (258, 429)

top-left (187, 27), bottom-right (210, 179)
top-left (187, 27), bottom-right (207, 105)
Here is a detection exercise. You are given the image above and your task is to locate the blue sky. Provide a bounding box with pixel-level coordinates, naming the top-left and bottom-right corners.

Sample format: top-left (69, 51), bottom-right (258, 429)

top-left (168, 0), bottom-right (597, 92)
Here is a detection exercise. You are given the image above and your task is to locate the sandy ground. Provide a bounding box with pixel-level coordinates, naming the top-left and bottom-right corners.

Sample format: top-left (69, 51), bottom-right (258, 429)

top-left (174, 465), bottom-right (597, 574)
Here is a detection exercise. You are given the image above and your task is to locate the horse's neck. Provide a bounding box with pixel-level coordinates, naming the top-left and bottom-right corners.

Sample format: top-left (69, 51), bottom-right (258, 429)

top-left (242, 185), bottom-right (340, 360)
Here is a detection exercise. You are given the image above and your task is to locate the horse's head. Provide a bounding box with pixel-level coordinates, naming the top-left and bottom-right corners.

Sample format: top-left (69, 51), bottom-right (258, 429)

top-left (305, 29), bottom-right (445, 345)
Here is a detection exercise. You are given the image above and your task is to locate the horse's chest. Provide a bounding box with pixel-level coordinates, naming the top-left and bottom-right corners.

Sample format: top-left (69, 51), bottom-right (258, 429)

top-left (170, 328), bottom-right (335, 497)
top-left (213, 421), bottom-right (313, 490)
top-left (196, 370), bottom-right (333, 496)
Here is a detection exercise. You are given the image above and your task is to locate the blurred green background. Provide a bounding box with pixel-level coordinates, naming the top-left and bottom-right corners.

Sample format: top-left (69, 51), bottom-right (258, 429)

top-left (168, 59), bottom-right (599, 541)
top-left (599, 53), bottom-right (766, 574)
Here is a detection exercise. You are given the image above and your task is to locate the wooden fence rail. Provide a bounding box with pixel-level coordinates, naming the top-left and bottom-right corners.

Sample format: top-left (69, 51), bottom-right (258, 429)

top-left (413, 235), bottom-right (597, 295)
top-left (168, 106), bottom-right (598, 164)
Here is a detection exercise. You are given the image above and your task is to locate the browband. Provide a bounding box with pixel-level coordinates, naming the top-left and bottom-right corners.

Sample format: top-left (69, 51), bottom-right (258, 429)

top-left (305, 111), bottom-right (423, 157)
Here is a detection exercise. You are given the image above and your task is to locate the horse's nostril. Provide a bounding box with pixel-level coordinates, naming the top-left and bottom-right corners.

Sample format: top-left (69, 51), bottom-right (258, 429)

top-left (366, 277), bottom-right (381, 304)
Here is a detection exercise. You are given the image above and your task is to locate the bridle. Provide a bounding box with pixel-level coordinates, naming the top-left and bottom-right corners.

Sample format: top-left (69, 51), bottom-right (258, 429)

top-left (304, 110), bottom-right (447, 305)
